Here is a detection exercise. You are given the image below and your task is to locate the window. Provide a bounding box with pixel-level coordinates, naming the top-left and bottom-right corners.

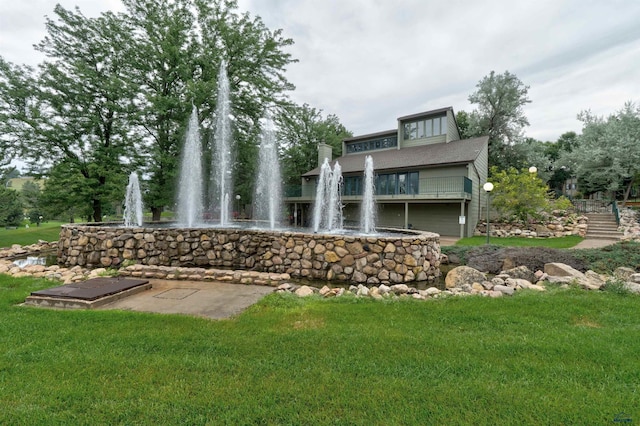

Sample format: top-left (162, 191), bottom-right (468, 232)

top-left (403, 116), bottom-right (447, 140)
top-left (408, 172), bottom-right (419, 194)
top-left (346, 135), bottom-right (397, 154)
top-left (344, 176), bottom-right (362, 195)
top-left (398, 173), bottom-right (407, 194)
top-left (374, 171), bottom-right (420, 195)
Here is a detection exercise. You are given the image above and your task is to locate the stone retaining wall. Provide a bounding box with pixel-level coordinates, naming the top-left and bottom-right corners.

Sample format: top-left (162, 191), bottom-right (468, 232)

top-left (58, 224), bottom-right (441, 284)
top-left (474, 213), bottom-right (588, 238)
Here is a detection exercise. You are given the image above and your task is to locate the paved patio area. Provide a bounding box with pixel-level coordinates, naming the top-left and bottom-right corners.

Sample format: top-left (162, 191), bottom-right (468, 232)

top-left (99, 279), bottom-right (274, 320)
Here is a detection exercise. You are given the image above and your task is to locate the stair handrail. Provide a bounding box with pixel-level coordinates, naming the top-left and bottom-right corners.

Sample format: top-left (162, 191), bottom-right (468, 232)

top-left (612, 200), bottom-right (620, 226)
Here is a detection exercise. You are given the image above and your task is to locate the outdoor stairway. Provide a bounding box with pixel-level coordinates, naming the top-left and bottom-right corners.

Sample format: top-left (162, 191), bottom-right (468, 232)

top-left (584, 213), bottom-right (623, 240)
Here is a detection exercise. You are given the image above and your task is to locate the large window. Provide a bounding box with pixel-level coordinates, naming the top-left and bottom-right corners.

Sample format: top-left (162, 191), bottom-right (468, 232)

top-left (342, 171), bottom-right (420, 196)
top-left (403, 116), bottom-right (447, 140)
top-left (343, 176), bottom-right (362, 196)
top-left (346, 135), bottom-right (397, 154)
top-left (376, 172), bottom-right (419, 195)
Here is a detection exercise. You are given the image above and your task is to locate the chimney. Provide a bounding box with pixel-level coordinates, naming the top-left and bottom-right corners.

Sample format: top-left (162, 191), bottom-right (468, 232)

top-left (317, 142), bottom-right (333, 167)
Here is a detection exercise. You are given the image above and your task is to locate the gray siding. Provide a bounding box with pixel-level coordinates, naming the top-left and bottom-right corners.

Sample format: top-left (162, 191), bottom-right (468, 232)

top-left (401, 134), bottom-right (446, 149)
top-left (408, 203), bottom-right (461, 236)
top-left (376, 204), bottom-right (406, 228)
top-left (468, 142), bottom-right (489, 235)
top-left (446, 109), bottom-right (461, 142)
top-left (419, 165), bottom-right (467, 178)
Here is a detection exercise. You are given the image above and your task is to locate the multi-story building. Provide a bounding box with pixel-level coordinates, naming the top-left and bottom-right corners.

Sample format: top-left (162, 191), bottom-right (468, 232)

top-left (284, 106), bottom-right (489, 237)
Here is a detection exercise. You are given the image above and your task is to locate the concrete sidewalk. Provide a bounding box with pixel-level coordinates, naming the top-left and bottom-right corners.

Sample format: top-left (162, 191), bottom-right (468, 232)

top-left (571, 238), bottom-right (620, 249)
top-left (99, 279), bottom-right (274, 320)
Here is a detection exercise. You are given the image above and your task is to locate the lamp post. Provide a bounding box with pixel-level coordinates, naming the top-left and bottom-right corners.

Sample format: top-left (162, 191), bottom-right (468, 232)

top-left (528, 166), bottom-right (537, 174)
top-left (483, 182), bottom-right (494, 244)
top-left (235, 194), bottom-right (241, 219)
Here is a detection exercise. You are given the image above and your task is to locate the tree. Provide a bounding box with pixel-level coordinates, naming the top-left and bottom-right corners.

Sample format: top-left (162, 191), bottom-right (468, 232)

top-left (0, 186), bottom-right (23, 227)
top-left (466, 70), bottom-right (531, 170)
top-left (545, 132), bottom-right (578, 194)
top-left (0, 6), bottom-right (136, 222)
top-left (1, 0), bottom-right (298, 222)
top-left (120, 0), bottom-right (197, 221)
top-left (21, 181), bottom-right (43, 224)
top-left (276, 103), bottom-right (352, 187)
top-left (489, 166), bottom-right (551, 222)
top-left (455, 110), bottom-right (472, 139)
top-left (567, 103), bottom-right (640, 202)
top-left (40, 160), bottom-right (93, 222)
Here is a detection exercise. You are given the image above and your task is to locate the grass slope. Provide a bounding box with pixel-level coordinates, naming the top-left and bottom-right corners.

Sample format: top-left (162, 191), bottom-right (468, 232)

top-left (0, 275), bottom-right (638, 424)
top-left (0, 222), bottom-right (63, 248)
top-left (455, 235), bottom-right (583, 248)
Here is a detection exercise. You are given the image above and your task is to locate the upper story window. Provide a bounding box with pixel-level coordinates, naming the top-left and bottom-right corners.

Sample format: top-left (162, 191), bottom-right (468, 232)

top-left (403, 116), bottom-right (447, 140)
top-left (346, 135), bottom-right (397, 154)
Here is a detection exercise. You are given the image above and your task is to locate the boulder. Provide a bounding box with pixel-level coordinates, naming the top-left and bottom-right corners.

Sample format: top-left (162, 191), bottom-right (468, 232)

top-left (494, 284), bottom-right (515, 296)
top-left (544, 262), bottom-right (584, 279)
top-left (445, 266), bottom-right (486, 289)
top-left (295, 285), bottom-right (315, 297)
top-left (623, 282), bottom-right (640, 294)
top-left (614, 267), bottom-right (636, 281)
top-left (501, 265), bottom-right (535, 283)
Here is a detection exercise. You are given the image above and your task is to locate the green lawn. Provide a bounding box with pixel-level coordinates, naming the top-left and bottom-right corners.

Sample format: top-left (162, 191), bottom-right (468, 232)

top-left (1, 275), bottom-right (638, 424)
top-left (0, 221), bottom-right (63, 248)
top-left (455, 235), bottom-right (583, 248)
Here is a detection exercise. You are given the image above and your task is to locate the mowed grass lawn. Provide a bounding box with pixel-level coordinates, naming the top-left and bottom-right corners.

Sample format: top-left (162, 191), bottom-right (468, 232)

top-left (455, 235), bottom-right (584, 248)
top-left (0, 222), bottom-right (63, 248)
top-left (1, 275), bottom-right (638, 424)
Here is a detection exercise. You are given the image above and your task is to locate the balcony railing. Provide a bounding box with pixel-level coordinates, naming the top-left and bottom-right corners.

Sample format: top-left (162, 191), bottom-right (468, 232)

top-left (284, 176), bottom-right (472, 200)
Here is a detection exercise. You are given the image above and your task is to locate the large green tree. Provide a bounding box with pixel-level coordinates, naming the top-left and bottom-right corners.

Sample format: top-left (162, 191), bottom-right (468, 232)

top-left (566, 102), bottom-right (640, 202)
top-left (276, 103), bottom-right (352, 187)
top-left (0, 6), bottom-right (135, 222)
top-left (1, 0), bottom-right (297, 222)
top-left (466, 70), bottom-right (531, 170)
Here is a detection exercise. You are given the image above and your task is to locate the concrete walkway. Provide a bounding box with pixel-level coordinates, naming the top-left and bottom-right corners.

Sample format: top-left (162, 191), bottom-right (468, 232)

top-left (571, 238), bottom-right (620, 249)
top-left (99, 279), bottom-right (274, 320)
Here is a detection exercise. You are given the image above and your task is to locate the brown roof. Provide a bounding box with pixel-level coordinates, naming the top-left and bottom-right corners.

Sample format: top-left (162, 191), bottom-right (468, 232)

top-left (343, 129), bottom-right (397, 143)
top-left (397, 106), bottom-right (452, 122)
top-left (303, 136), bottom-right (488, 177)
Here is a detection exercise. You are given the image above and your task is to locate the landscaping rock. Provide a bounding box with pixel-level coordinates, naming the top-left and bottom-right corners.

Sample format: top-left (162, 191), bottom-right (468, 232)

top-left (494, 285), bottom-right (515, 296)
top-left (445, 266), bottom-right (486, 289)
top-left (295, 285), bottom-right (315, 297)
top-left (623, 282), bottom-right (640, 294)
top-left (502, 265), bottom-right (536, 283)
top-left (614, 267), bottom-right (636, 281)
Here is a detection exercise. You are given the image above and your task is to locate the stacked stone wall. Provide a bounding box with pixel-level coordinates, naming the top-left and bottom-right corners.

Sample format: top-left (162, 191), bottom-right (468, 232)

top-left (58, 224), bottom-right (441, 284)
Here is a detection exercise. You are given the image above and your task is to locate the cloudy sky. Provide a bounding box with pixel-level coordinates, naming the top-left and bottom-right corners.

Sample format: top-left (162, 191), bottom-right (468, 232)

top-left (2, 0), bottom-right (640, 142)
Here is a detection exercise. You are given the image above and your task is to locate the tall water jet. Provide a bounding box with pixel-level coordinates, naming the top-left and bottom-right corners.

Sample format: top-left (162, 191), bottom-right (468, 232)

top-left (327, 162), bottom-right (343, 230)
top-left (360, 155), bottom-right (376, 233)
top-left (312, 159), bottom-right (331, 232)
top-left (177, 106), bottom-right (204, 227)
top-left (123, 172), bottom-right (143, 227)
top-left (312, 158), bottom-right (343, 232)
top-left (254, 114), bottom-right (282, 229)
top-left (211, 59), bottom-right (234, 226)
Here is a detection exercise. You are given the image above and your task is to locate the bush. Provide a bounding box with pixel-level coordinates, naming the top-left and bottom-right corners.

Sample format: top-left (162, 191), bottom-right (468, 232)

top-left (571, 241), bottom-right (640, 274)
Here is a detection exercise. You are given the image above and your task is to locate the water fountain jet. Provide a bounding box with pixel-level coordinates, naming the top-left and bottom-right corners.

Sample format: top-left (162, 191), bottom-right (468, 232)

top-left (254, 114), bottom-right (282, 229)
top-left (123, 172), bottom-right (144, 227)
top-left (360, 155), bottom-right (376, 234)
top-left (177, 106), bottom-right (204, 227)
top-left (211, 60), bottom-right (233, 226)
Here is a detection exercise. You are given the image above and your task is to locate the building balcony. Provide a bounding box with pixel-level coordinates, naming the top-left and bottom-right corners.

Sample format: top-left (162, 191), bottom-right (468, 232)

top-left (284, 176), bottom-right (473, 202)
